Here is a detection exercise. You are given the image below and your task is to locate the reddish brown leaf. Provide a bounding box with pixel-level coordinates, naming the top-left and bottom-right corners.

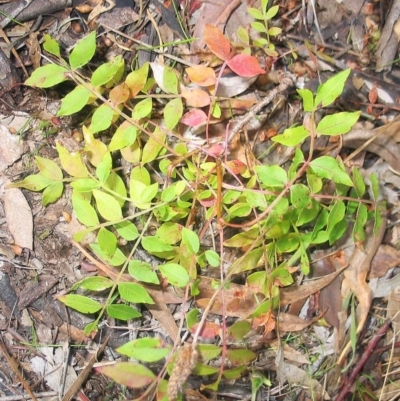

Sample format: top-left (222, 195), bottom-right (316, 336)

top-left (203, 24), bottom-right (233, 61)
top-left (226, 159), bottom-right (247, 174)
top-left (369, 86), bottom-right (378, 104)
top-left (181, 87), bottom-right (210, 107)
top-left (180, 109), bottom-right (208, 126)
top-left (227, 54), bottom-right (266, 77)
top-left (190, 321), bottom-right (221, 338)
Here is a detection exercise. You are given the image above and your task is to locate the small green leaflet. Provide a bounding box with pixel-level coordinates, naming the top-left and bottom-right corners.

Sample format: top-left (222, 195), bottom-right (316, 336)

top-left (72, 194), bottom-right (99, 226)
top-left (69, 31), bottom-right (96, 70)
top-left (58, 294), bottom-right (102, 314)
top-left (56, 141), bottom-right (89, 178)
top-left (159, 263), bottom-right (190, 287)
top-left (89, 103), bottom-right (114, 133)
top-left (181, 227), bottom-right (200, 254)
top-left (309, 156), bottom-right (353, 186)
top-left (128, 260), bottom-right (159, 284)
top-left (43, 34), bottom-right (60, 57)
top-left (91, 55), bottom-right (124, 87)
top-left (254, 165), bottom-right (287, 189)
top-left (164, 98), bottom-right (183, 130)
top-left (117, 338), bottom-right (170, 362)
top-left (58, 85), bottom-right (92, 116)
top-left (97, 227), bottom-right (117, 257)
top-left (6, 174), bottom-right (54, 192)
top-left (272, 125), bottom-right (310, 146)
top-left (71, 276), bottom-right (114, 291)
top-left (118, 282), bottom-right (154, 304)
top-left (316, 111), bottom-right (360, 136)
top-left (315, 69), bottom-right (351, 108)
top-left (42, 182), bottom-right (64, 206)
top-left (297, 89), bottom-right (314, 112)
top-left (25, 64), bottom-right (69, 88)
top-left (93, 189), bottom-right (123, 221)
top-left (107, 304), bottom-right (141, 320)
top-left (35, 156), bottom-right (63, 181)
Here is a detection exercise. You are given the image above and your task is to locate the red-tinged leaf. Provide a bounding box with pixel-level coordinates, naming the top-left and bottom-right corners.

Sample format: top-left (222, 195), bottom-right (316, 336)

top-left (185, 65), bottom-right (216, 86)
top-left (369, 86), bottom-right (378, 104)
top-left (95, 362), bottom-right (155, 388)
top-left (207, 143), bottom-right (225, 157)
top-left (190, 322), bottom-right (221, 338)
top-left (198, 195), bottom-right (216, 207)
top-left (181, 88), bottom-right (210, 107)
top-left (180, 109), bottom-right (208, 127)
top-left (226, 159), bottom-right (247, 174)
top-left (227, 54), bottom-right (266, 77)
top-left (203, 24), bottom-right (233, 61)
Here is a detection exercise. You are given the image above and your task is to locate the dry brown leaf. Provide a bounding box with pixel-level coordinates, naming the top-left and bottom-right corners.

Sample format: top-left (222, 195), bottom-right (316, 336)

top-left (370, 244), bottom-right (400, 278)
top-left (278, 312), bottom-right (321, 332)
top-left (3, 184), bottom-right (33, 250)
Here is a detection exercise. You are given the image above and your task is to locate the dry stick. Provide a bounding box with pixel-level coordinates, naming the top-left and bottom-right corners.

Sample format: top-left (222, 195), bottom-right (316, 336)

top-left (227, 72), bottom-right (296, 143)
top-left (335, 320), bottom-right (390, 401)
top-left (0, 334), bottom-right (38, 401)
top-left (0, 0), bottom-right (35, 28)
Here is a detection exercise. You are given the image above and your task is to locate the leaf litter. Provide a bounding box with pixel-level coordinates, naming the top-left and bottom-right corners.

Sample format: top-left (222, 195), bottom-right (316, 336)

top-left (0, 1), bottom-right (400, 400)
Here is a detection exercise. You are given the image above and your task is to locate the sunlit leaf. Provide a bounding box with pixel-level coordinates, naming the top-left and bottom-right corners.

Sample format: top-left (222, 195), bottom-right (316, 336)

top-left (93, 189), bottom-right (123, 221)
top-left (58, 294), bottom-right (102, 314)
top-left (69, 31), bottom-right (96, 69)
top-left (107, 304), bottom-right (142, 320)
top-left (25, 64), bottom-right (69, 88)
top-left (118, 282), bottom-right (154, 304)
top-left (203, 24), bottom-right (233, 61)
top-left (159, 263), bottom-right (190, 287)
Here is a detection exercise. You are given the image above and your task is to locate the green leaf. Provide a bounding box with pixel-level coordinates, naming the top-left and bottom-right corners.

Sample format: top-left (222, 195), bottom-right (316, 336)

top-left (91, 243), bottom-right (126, 266)
top-left (157, 222), bottom-right (182, 244)
top-left (309, 156), bottom-right (353, 186)
top-left (72, 194), bottom-right (99, 226)
top-left (248, 7), bottom-right (264, 19)
top-left (142, 236), bottom-right (174, 253)
top-left (370, 172), bottom-right (380, 201)
top-left (114, 221), bottom-right (139, 241)
top-left (35, 156), bottom-right (63, 181)
top-left (130, 166), bottom-right (151, 185)
top-left (227, 349), bottom-right (257, 365)
top-left (97, 227), bottom-right (117, 257)
top-left (290, 184), bottom-right (311, 209)
top-left (192, 363), bottom-right (219, 376)
top-left (251, 22), bottom-right (267, 33)
top-left (42, 182), bottom-right (64, 206)
top-left (104, 172), bottom-right (127, 207)
top-left (129, 180), bottom-right (156, 209)
top-left (118, 282), bottom-right (154, 304)
top-left (89, 103), bottom-right (115, 134)
top-left (163, 66), bottom-right (178, 94)
top-left (132, 97), bottom-right (152, 120)
top-left (268, 27), bottom-right (282, 36)
top-left (108, 122), bottom-right (138, 151)
top-left (297, 89), bottom-right (314, 111)
top-left (317, 111), bottom-right (361, 136)
top-left (25, 64), bottom-right (69, 88)
top-left (96, 152), bottom-right (112, 183)
top-left (353, 203), bottom-right (368, 242)
top-left (254, 165), bottom-right (287, 189)
top-left (327, 201), bottom-right (346, 243)
top-left (58, 294), bottom-right (102, 314)
top-left (182, 227), bottom-right (200, 254)
top-left (197, 344), bottom-right (222, 362)
top-left (91, 55), bottom-right (124, 87)
top-left (96, 362), bottom-right (155, 388)
top-left (205, 250), bottom-right (220, 267)
top-left (56, 141), bottom-right (88, 178)
top-left (71, 178), bottom-right (100, 192)
top-left (117, 338), bottom-right (170, 362)
top-left (353, 167), bottom-right (366, 198)
top-left (315, 69), bottom-right (351, 108)
top-left (271, 125), bottom-right (310, 146)
top-left (128, 260), bottom-right (159, 284)
top-left (58, 85), bottom-right (92, 116)
top-left (265, 5), bottom-right (279, 20)
top-left (43, 34), bottom-right (60, 57)
top-left (107, 304), bottom-right (141, 320)
top-left (159, 263), bottom-right (190, 287)
top-left (69, 31), bottom-right (96, 69)
top-left (164, 98), bottom-right (183, 130)
top-left (141, 127), bottom-right (166, 164)
top-left (7, 174), bottom-right (54, 191)
top-left (71, 276), bottom-right (114, 291)
top-left (93, 189), bottom-right (123, 221)
top-left (83, 126), bottom-right (108, 166)
top-left (227, 321), bottom-right (251, 341)
top-left (186, 309), bottom-right (199, 330)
